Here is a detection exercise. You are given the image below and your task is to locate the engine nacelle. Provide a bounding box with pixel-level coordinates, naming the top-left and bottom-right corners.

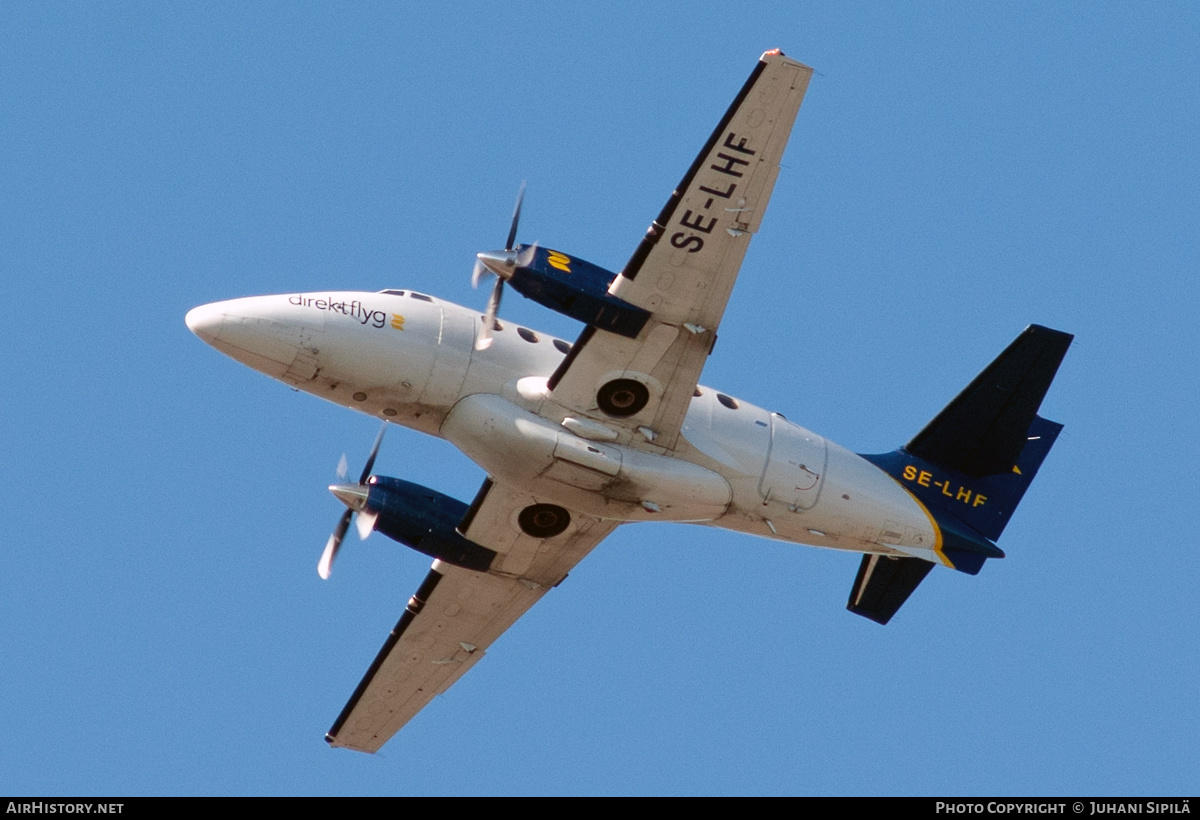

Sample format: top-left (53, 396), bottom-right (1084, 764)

top-left (507, 246), bottom-right (650, 338)
top-left (363, 476), bottom-right (496, 571)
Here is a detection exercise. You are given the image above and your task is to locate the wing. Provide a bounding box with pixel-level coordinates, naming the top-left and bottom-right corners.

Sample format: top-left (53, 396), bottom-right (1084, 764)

top-left (546, 51), bottom-right (813, 451)
top-left (325, 479), bottom-right (618, 753)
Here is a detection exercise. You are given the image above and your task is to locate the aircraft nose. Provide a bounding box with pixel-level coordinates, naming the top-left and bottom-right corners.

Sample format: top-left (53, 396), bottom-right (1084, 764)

top-left (185, 296), bottom-right (314, 380)
top-left (185, 303), bottom-right (225, 345)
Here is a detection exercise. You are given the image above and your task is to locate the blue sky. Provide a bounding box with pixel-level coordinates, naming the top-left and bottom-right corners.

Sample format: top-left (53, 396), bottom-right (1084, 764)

top-left (3, 2), bottom-right (1197, 796)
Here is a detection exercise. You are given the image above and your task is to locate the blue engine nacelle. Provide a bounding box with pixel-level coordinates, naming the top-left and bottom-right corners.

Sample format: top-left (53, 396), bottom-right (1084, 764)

top-left (507, 245), bottom-right (650, 338)
top-left (363, 476), bottom-right (496, 571)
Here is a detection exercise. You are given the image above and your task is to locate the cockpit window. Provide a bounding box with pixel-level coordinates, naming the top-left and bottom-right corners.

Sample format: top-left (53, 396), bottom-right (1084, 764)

top-left (379, 290), bottom-right (406, 296)
top-left (409, 292), bottom-right (433, 302)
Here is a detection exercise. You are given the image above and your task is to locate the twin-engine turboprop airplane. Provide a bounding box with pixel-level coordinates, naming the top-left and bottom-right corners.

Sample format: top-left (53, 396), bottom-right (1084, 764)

top-left (186, 51), bottom-right (1072, 754)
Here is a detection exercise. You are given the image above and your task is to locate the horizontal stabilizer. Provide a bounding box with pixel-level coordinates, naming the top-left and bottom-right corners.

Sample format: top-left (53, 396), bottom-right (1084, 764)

top-left (905, 325), bottom-right (1072, 477)
top-left (847, 554), bottom-right (935, 625)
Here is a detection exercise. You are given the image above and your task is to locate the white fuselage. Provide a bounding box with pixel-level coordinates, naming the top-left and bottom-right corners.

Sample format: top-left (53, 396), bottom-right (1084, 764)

top-left (186, 290), bottom-right (944, 564)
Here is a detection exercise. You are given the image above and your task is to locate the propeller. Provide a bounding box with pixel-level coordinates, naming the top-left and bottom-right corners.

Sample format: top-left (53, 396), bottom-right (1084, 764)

top-left (318, 422), bottom-right (386, 580)
top-left (472, 182), bottom-right (537, 351)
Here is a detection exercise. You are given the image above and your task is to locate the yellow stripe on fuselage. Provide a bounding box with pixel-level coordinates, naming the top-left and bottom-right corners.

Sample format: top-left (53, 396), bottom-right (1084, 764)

top-left (890, 478), bottom-right (953, 568)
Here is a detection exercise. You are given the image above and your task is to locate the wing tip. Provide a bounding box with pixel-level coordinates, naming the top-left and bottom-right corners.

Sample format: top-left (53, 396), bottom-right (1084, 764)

top-left (760, 48), bottom-right (814, 72)
top-left (325, 731), bottom-right (379, 754)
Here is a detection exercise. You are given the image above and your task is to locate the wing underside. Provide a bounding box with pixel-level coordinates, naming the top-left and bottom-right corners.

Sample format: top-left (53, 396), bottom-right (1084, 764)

top-left (545, 51), bottom-right (813, 451)
top-left (326, 480), bottom-right (617, 753)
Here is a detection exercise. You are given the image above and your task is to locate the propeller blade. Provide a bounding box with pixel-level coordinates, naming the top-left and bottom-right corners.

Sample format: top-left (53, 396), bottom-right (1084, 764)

top-left (355, 509), bottom-right (378, 541)
top-left (473, 182), bottom-right (525, 351)
top-left (319, 423), bottom-right (386, 579)
top-left (487, 276), bottom-right (504, 322)
top-left (471, 257), bottom-right (489, 289)
top-left (505, 181), bottom-right (526, 252)
top-left (319, 508), bottom-right (353, 580)
top-left (358, 422), bottom-right (386, 484)
top-left (336, 453), bottom-right (348, 482)
top-left (476, 277), bottom-right (504, 351)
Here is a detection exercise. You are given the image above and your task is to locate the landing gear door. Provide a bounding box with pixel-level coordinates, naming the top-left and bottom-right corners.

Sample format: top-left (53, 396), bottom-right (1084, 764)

top-left (759, 414), bottom-right (828, 511)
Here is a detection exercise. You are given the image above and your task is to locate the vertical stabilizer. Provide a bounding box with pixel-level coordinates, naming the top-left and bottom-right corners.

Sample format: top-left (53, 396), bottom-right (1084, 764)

top-left (904, 324), bottom-right (1072, 478)
top-left (851, 324), bottom-right (1072, 624)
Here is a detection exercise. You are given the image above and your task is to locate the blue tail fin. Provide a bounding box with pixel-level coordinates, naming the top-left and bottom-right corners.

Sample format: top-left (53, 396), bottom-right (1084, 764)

top-left (866, 412), bottom-right (1064, 546)
top-left (851, 325), bottom-right (1071, 624)
top-left (877, 323), bottom-right (1071, 539)
top-left (904, 324), bottom-right (1072, 478)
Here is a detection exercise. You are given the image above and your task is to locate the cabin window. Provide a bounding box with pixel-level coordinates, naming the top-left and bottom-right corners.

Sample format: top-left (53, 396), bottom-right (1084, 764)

top-left (693, 388), bottom-right (703, 397)
top-left (716, 393), bottom-right (738, 410)
top-left (553, 339), bottom-right (572, 354)
top-left (517, 327), bottom-right (539, 343)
